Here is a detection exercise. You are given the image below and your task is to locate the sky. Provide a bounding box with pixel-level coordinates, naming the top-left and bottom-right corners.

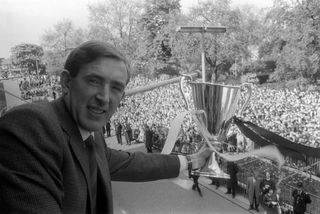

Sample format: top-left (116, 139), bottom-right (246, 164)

top-left (0, 0), bottom-right (274, 59)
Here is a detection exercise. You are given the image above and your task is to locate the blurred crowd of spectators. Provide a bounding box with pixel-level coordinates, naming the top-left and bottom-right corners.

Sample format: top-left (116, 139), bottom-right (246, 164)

top-left (111, 75), bottom-right (203, 153)
top-left (243, 85), bottom-right (320, 148)
top-left (19, 75), bottom-right (61, 101)
top-left (112, 76), bottom-right (320, 153)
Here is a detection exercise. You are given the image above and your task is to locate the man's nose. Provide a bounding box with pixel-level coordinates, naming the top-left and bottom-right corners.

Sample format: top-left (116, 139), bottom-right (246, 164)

top-left (97, 85), bottom-right (110, 104)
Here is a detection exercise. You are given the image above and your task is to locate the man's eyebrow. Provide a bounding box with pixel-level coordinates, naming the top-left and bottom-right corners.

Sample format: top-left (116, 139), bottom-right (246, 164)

top-left (115, 80), bottom-right (126, 87)
top-left (85, 73), bottom-right (126, 87)
top-left (111, 79), bottom-right (126, 88)
top-left (85, 73), bottom-right (103, 79)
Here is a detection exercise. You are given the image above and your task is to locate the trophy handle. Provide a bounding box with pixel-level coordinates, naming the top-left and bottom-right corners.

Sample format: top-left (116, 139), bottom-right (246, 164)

top-left (237, 83), bottom-right (253, 117)
top-left (179, 74), bottom-right (193, 111)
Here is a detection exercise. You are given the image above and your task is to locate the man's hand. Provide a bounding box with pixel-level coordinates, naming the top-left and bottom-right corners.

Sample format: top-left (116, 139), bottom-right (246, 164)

top-left (189, 145), bottom-right (213, 170)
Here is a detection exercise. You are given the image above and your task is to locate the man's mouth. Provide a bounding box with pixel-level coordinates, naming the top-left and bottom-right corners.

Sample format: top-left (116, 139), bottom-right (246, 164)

top-left (88, 106), bottom-right (106, 115)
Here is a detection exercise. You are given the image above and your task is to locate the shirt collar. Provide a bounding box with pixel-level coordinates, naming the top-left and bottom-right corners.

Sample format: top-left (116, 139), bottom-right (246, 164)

top-left (78, 126), bottom-right (93, 141)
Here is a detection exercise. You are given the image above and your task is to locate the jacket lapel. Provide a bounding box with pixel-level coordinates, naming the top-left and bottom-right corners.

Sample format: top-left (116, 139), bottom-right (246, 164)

top-left (50, 98), bottom-right (92, 200)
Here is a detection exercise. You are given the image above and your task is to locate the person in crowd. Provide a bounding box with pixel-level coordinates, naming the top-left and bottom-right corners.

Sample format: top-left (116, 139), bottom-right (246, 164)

top-left (132, 127), bottom-right (140, 143)
top-left (247, 170), bottom-right (261, 212)
top-left (181, 141), bottom-right (190, 155)
top-left (191, 174), bottom-right (202, 197)
top-left (225, 161), bottom-right (239, 198)
top-left (262, 188), bottom-right (279, 214)
top-left (105, 121), bottom-right (111, 137)
top-left (145, 124), bottom-right (154, 153)
top-left (292, 182), bottom-right (312, 214)
top-left (52, 90), bottom-right (57, 100)
top-left (138, 124), bottom-right (145, 144)
top-left (275, 188), bottom-right (289, 214)
top-left (260, 171), bottom-right (276, 198)
top-left (153, 132), bottom-right (166, 152)
top-left (174, 135), bottom-right (182, 153)
top-left (150, 125), bottom-right (157, 148)
top-left (0, 40), bottom-right (213, 214)
top-left (116, 120), bottom-right (122, 145)
top-left (124, 122), bottom-right (132, 145)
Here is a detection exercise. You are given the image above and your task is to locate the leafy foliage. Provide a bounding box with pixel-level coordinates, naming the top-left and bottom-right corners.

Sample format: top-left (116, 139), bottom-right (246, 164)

top-left (261, 0), bottom-right (320, 82)
top-left (137, 0), bottom-right (181, 76)
top-left (172, 0), bottom-right (262, 81)
top-left (41, 19), bottom-right (88, 73)
top-left (6, 0), bottom-right (317, 84)
top-left (10, 43), bottom-right (45, 75)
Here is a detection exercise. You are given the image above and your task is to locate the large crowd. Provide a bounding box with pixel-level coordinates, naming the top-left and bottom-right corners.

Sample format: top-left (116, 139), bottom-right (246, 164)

top-left (16, 73), bottom-right (320, 156)
top-left (243, 86), bottom-right (320, 148)
top-left (112, 75), bottom-right (320, 151)
top-left (17, 73), bottom-right (320, 150)
top-left (18, 75), bottom-right (61, 101)
top-left (111, 75), bottom-right (201, 153)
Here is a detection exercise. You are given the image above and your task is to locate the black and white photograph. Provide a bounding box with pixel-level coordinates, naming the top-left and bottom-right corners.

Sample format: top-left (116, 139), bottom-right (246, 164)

top-left (1, 0), bottom-right (319, 213)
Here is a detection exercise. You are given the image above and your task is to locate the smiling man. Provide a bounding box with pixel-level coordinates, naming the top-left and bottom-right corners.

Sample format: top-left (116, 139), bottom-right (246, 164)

top-left (0, 40), bottom-right (212, 214)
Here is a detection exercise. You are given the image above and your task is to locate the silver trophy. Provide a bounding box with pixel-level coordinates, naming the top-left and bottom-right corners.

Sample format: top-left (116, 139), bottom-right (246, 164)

top-left (179, 76), bottom-right (252, 178)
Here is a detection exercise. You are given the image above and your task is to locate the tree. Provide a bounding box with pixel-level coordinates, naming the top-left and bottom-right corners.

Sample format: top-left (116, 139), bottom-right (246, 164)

top-left (42, 19), bottom-right (86, 52)
top-left (41, 19), bottom-right (88, 73)
top-left (88, 0), bottom-right (142, 59)
top-left (137, 0), bottom-right (182, 76)
top-left (88, 0), bottom-right (141, 40)
top-left (261, 0), bottom-right (320, 82)
top-left (87, 0), bottom-right (145, 77)
top-left (173, 0), bottom-right (258, 81)
top-left (10, 43), bottom-right (45, 75)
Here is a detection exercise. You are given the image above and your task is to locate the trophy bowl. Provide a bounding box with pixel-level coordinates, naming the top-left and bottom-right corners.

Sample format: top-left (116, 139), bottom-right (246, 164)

top-left (179, 76), bottom-right (252, 178)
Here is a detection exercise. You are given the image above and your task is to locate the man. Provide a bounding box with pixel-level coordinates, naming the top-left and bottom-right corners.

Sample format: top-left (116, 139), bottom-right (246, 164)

top-left (145, 124), bottom-right (153, 153)
top-left (124, 121), bottom-right (132, 145)
top-left (105, 121), bottom-right (111, 137)
top-left (262, 188), bottom-right (279, 214)
top-left (115, 120), bottom-right (122, 145)
top-left (225, 161), bottom-right (239, 198)
top-left (0, 41), bottom-right (212, 214)
top-left (247, 170), bottom-right (261, 212)
top-left (260, 171), bottom-right (276, 197)
top-left (191, 175), bottom-right (202, 197)
top-left (292, 182), bottom-right (311, 214)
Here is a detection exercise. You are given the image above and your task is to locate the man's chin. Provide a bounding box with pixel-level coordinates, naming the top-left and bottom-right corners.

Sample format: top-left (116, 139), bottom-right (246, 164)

top-left (81, 121), bottom-right (104, 132)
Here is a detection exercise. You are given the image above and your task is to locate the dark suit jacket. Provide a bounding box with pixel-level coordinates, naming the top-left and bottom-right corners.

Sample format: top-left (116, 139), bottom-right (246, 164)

top-left (292, 189), bottom-right (312, 213)
top-left (226, 162), bottom-right (238, 188)
top-left (0, 98), bottom-right (180, 214)
top-left (246, 176), bottom-right (261, 204)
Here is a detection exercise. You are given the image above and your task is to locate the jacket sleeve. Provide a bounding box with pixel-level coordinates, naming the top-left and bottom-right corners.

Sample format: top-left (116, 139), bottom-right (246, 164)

top-left (305, 193), bottom-right (312, 204)
top-left (105, 146), bottom-right (180, 182)
top-left (0, 105), bottom-right (64, 213)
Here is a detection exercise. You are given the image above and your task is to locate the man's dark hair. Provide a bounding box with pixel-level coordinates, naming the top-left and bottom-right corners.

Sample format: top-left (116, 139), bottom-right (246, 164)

top-left (64, 40), bottom-right (131, 84)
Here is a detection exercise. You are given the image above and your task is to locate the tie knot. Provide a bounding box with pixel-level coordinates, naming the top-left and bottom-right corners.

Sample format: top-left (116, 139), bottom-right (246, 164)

top-left (84, 135), bottom-right (95, 148)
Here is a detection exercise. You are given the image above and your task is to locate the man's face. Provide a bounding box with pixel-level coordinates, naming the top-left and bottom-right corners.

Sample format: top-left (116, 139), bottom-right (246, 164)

top-left (266, 172), bottom-right (270, 180)
top-left (63, 57), bottom-right (127, 132)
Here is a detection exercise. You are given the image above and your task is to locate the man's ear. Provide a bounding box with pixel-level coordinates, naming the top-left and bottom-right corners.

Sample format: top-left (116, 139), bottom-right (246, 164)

top-left (60, 69), bottom-right (71, 95)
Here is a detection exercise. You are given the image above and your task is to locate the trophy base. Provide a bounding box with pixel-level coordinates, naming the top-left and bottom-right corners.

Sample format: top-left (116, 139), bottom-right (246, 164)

top-left (190, 170), bottom-right (230, 179)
